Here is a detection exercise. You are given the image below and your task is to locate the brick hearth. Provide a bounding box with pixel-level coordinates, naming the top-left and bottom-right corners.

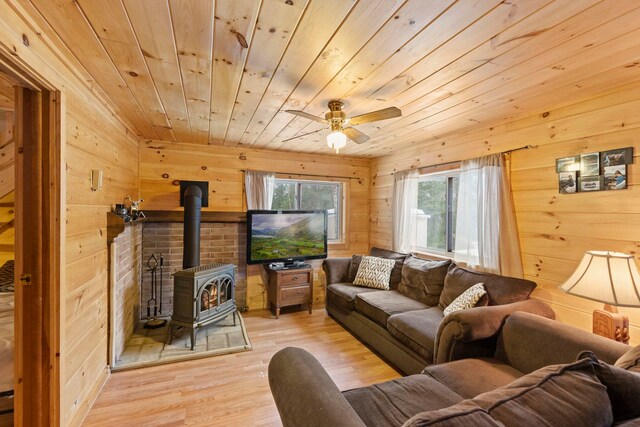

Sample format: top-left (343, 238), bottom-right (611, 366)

top-left (108, 212), bottom-right (247, 364)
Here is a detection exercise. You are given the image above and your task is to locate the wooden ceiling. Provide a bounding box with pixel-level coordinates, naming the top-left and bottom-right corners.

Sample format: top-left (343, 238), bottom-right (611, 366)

top-left (31, 0), bottom-right (640, 157)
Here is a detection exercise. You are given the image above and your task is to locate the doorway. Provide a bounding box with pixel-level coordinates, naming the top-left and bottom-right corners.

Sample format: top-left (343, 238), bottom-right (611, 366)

top-left (0, 56), bottom-right (62, 427)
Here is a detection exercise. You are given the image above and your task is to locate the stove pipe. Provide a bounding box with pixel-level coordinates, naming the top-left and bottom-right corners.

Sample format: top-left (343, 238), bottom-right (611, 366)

top-left (183, 185), bottom-right (202, 269)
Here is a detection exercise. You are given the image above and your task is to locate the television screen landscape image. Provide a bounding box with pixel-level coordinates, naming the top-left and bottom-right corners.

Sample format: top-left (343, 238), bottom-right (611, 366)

top-left (247, 211), bottom-right (327, 264)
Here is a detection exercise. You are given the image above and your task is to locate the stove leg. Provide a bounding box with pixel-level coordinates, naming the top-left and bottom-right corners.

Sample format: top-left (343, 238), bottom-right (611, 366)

top-left (168, 323), bottom-right (173, 345)
top-left (233, 311), bottom-right (237, 326)
top-left (190, 328), bottom-right (196, 350)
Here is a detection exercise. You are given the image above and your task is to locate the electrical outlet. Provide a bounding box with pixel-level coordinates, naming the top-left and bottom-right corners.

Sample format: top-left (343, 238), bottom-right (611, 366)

top-left (313, 272), bottom-right (319, 281)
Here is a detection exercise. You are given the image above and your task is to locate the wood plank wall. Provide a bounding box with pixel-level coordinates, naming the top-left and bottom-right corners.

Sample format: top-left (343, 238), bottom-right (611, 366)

top-left (370, 80), bottom-right (640, 345)
top-left (139, 142), bottom-right (370, 310)
top-left (0, 1), bottom-right (141, 425)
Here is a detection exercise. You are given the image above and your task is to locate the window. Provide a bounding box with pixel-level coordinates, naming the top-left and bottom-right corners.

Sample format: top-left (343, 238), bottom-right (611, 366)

top-left (416, 171), bottom-right (459, 255)
top-left (271, 179), bottom-right (343, 242)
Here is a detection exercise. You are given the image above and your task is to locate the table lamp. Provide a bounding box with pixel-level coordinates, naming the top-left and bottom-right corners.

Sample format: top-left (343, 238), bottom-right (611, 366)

top-left (561, 251), bottom-right (640, 344)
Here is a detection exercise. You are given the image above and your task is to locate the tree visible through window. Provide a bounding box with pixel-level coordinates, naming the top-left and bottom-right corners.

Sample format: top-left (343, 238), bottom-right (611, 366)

top-left (272, 179), bottom-right (343, 242)
top-left (416, 171), bottom-right (459, 254)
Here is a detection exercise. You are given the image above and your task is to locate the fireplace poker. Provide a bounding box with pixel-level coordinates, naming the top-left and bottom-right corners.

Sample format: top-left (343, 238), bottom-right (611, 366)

top-left (159, 253), bottom-right (164, 314)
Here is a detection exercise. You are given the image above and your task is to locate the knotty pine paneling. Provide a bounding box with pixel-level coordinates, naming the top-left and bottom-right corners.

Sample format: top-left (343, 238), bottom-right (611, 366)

top-left (370, 81), bottom-right (640, 345)
top-left (0, 1), bottom-right (141, 425)
top-left (139, 141), bottom-right (370, 310)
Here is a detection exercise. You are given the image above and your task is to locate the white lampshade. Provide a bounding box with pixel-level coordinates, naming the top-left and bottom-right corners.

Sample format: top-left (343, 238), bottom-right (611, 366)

top-left (326, 131), bottom-right (347, 152)
top-left (561, 251), bottom-right (640, 307)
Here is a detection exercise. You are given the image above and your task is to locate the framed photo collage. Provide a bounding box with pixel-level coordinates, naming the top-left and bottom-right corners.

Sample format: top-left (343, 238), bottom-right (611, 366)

top-left (555, 147), bottom-right (633, 194)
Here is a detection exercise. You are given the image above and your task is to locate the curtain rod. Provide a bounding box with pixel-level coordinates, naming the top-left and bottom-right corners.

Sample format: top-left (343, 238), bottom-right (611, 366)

top-left (241, 169), bottom-right (362, 181)
top-left (394, 144), bottom-right (539, 174)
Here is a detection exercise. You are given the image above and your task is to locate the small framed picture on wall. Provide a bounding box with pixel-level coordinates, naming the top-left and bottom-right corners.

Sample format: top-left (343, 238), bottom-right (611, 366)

top-left (556, 156), bottom-right (579, 173)
top-left (604, 165), bottom-right (627, 190)
top-left (578, 176), bottom-right (603, 192)
top-left (601, 147), bottom-right (633, 168)
top-left (579, 152), bottom-right (600, 176)
top-left (559, 171), bottom-right (577, 194)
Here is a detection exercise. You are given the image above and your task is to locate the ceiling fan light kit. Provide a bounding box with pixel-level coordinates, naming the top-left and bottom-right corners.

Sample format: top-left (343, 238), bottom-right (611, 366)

top-left (285, 100), bottom-right (402, 153)
top-left (327, 130), bottom-right (347, 153)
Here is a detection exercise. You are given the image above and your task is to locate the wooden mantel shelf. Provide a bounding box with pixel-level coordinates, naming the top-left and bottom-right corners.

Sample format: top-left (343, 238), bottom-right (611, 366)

top-left (143, 210), bottom-right (246, 223)
top-left (107, 210), bottom-right (246, 244)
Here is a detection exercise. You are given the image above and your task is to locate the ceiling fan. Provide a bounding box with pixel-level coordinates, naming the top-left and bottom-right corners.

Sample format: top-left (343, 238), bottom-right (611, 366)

top-left (284, 100), bottom-right (402, 153)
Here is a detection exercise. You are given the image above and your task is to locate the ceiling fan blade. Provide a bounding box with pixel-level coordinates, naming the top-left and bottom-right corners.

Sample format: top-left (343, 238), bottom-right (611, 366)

top-left (347, 106), bottom-right (402, 125)
top-left (282, 127), bottom-right (328, 142)
top-left (285, 110), bottom-right (328, 124)
top-left (343, 127), bottom-right (370, 144)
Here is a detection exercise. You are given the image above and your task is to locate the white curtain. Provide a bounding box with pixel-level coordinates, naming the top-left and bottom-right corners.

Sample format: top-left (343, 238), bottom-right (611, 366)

top-left (454, 154), bottom-right (523, 277)
top-left (392, 169), bottom-right (419, 253)
top-left (245, 170), bottom-right (275, 210)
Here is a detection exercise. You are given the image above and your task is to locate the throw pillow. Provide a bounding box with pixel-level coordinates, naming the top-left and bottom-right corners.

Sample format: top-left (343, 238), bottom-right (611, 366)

top-left (370, 247), bottom-right (409, 288)
top-left (579, 350), bottom-right (640, 422)
top-left (615, 344), bottom-right (640, 374)
top-left (438, 264), bottom-right (536, 310)
top-left (397, 256), bottom-right (451, 306)
top-left (353, 256), bottom-right (396, 290)
top-left (443, 283), bottom-right (487, 317)
top-left (471, 358), bottom-right (613, 427)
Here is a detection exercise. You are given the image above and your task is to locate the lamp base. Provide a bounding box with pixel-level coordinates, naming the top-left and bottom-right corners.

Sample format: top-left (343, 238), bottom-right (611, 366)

top-left (593, 305), bottom-right (629, 344)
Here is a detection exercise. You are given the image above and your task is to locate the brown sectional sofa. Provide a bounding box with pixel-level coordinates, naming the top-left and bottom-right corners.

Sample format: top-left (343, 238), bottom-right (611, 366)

top-left (269, 312), bottom-right (640, 426)
top-left (322, 248), bottom-right (555, 374)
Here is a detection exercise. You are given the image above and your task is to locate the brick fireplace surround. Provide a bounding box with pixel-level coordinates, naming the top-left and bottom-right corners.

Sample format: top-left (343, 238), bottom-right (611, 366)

top-left (107, 212), bottom-right (247, 364)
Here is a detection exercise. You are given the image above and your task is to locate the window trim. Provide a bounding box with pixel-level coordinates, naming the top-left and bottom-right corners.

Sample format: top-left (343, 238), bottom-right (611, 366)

top-left (272, 177), bottom-right (346, 245)
top-left (415, 169), bottom-right (460, 258)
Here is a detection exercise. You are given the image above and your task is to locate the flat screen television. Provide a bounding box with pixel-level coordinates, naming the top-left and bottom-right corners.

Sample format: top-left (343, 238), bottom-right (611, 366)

top-left (247, 210), bottom-right (328, 265)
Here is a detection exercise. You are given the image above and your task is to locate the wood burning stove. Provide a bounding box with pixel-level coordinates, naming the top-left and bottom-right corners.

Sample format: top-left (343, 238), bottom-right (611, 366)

top-left (170, 263), bottom-right (237, 350)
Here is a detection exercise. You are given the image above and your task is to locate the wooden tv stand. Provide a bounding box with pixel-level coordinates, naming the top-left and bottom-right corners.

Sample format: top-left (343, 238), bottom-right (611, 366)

top-left (265, 266), bottom-right (313, 319)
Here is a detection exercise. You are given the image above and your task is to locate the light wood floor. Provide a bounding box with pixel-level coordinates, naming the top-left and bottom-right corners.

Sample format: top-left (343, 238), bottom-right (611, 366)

top-left (82, 309), bottom-right (401, 426)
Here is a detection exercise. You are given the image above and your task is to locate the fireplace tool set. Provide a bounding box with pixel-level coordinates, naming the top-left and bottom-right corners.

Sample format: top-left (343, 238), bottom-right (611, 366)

top-left (144, 253), bottom-right (167, 329)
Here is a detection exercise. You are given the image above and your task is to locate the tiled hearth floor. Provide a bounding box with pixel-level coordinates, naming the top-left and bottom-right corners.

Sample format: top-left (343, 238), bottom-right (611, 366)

top-left (113, 313), bottom-right (251, 371)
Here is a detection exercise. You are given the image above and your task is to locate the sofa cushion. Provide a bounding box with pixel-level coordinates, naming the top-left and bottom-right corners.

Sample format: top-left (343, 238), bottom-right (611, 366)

top-left (422, 358), bottom-right (523, 399)
top-left (347, 248), bottom-right (408, 289)
top-left (353, 256), bottom-right (396, 290)
top-left (355, 290), bottom-right (429, 328)
top-left (581, 350), bottom-right (640, 422)
top-left (442, 283), bottom-right (487, 317)
top-left (326, 283), bottom-right (379, 312)
top-left (347, 254), bottom-right (364, 283)
top-left (343, 374), bottom-right (464, 427)
top-left (397, 256), bottom-right (451, 306)
top-left (438, 264), bottom-right (536, 310)
top-left (472, 358), bottom-right (613, 427)
top-left (387, 308), bottom-right (444, 362)
top-left (615, 344), bottom-right (640, 374)
top-left (402, 402), bottom-right (500, 427)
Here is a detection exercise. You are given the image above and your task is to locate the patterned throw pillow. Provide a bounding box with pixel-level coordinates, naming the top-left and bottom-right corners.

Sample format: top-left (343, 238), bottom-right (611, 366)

top-left (443, 283), bottom-right (486, 316)
top-left (353, 256), bottom-right (396, 290)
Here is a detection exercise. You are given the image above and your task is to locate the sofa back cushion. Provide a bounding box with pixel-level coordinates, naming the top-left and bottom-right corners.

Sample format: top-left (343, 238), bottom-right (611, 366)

top-left (403, 358), bottom-right (614, 427)
top-left (438, 264), bottom-right (536, 310)
top-left (397, 256), bottom-right (451, 306)
top-left (474, 358), bottom-right (613, 427)
top-left (580, 350), bottom-right (640, 423)
top-left (348, 247), bottom-right (408, 289)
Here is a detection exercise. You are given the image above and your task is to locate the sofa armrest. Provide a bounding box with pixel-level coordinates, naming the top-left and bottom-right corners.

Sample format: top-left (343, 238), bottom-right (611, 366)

top-left (433, 299), bottom-right (555, 364)
top-left (269, 347), bottom-right (366, 427)
top-left (496, 311), bottom-right (630, 373)
top-left (322, 258), bottom-right (352, 285)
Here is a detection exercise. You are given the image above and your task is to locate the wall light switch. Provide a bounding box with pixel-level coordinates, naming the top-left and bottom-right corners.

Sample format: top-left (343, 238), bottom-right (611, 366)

top-left (91, 169), bottom-right (103, 191)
